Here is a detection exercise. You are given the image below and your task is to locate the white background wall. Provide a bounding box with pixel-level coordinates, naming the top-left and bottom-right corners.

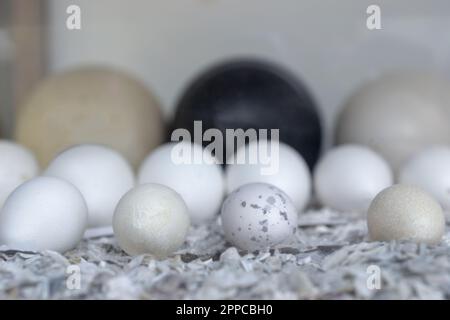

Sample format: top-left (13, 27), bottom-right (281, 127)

top-left (46, 0), bottom-right (450, 146)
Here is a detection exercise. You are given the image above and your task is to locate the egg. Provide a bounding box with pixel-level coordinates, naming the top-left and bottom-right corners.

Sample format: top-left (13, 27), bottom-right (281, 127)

top-left (0, 177), bottom-right (88, 252)
top-left (15, 67), bottom-right (165, 169)
top-left (336, 72), bottom-right (450, 171)
top-left (172, 59), bottom-right (322, 169)
top-left (0, 140), bottom-right (39, 207)
top-left (367, 184), bottom-right (445, 244)
top-left (399, 146), bottom-right (450, 214)
top-left (113, 183), bottom-right (190, 257)
top-left (44, 144), bottom-right (135, 227)
top-left (138, 142), bottom-right (225, 223)
top-left (314, 145), bottom-right (393, 213)
top-left (226, 140), bottom-right (311, 211)
top-left (221, 183), bottom-right (298, 251)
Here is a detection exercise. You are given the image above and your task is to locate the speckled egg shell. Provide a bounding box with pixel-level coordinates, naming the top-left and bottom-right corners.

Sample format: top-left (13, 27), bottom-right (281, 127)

top-left (221, 183), bottom-right (298, 251)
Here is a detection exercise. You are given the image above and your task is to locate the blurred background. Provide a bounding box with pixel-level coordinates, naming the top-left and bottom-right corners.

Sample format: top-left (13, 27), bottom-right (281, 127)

top-left (1, 0), bottom-right (450, 147)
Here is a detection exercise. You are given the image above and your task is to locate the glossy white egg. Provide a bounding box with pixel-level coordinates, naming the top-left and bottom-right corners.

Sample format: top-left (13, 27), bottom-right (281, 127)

top-left (44, 144), bottom-right (135, 227)
top-left (314, 144), bottom-right (393, 213)
top-left (0, 177), bottom-right (88, 252)
top-left (0, 140), bottom-right (39, 207)
top-left (399, 146), bottom-right (450, 214)
top-left (221, 183), bottom-right (298, 251)
top-left (226, 140), bottom-right (311, 211)
top-left (138, 142), bottom-right (225, 224)
top-left (367, 184), bottom-right (445, 244)
top-left (113, 183), bottom-right (190, 257)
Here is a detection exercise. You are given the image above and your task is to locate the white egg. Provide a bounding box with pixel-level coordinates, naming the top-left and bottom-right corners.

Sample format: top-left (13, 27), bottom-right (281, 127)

top-left (44, 144), bottom-right (135, 227)
top-left (314, 144), bottom-right (393, 213)
top-left (138, 142), bottom-right (225, 224)
top-left (0, 177), bottom-right (88, 252)
top-left (226, 140), bottom-right (311, 211)
top-left (113, 183), bottom-right (190, 257)
top-left (399, 146), bottom-right (450, 214)
top-left (221, 183), bottom-right (298, 251)
top-left (0, 140), bottom-right (39, 207)
top-left (367, 184), bottom-right (445, 244)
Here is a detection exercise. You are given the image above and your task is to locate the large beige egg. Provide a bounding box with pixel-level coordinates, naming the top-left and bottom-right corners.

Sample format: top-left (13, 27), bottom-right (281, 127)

top-left (15, 67), bottom-right (164, 168)
top-left (336, 72), bottom-right (450, 171)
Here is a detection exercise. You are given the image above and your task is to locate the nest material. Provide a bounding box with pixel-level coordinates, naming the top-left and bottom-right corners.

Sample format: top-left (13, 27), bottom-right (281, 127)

top-left (1, 209), bottom-right (449, 299)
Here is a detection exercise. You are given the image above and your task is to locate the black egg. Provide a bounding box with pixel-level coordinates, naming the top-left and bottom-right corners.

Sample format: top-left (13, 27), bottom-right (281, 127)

top-left (171, 59), bottom-right (322, 169)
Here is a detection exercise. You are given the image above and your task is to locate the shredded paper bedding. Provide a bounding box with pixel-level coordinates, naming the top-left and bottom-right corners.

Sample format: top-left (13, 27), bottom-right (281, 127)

top-left (1, 209), bottom-right (449, 299)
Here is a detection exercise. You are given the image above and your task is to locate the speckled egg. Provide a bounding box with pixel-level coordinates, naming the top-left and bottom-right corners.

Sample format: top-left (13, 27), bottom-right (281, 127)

top-left (221, 183), bottom-right (298, 251)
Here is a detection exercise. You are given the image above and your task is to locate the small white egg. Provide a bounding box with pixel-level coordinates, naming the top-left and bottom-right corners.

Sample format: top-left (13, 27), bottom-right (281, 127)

top-left (138, 142), bottom-right (225, 224)
top-left (0, 177), bottom-right (88, 252)
top-left (367, 184), bottom-right (445, 244)
top-left (226, 140), bottom-right (311, 211)
top-left (113, 183), bottom-right (190, 257)
top-left (399, 146), bottom-right (450, 214)
top-left (44, 144), bottom-right (135, 227)
top-left (0, 140), bottom-right (39, 207)
top-left (221, 183), bottom-right (298, 251)
top-left (314, 144), bottom-right (393, 213)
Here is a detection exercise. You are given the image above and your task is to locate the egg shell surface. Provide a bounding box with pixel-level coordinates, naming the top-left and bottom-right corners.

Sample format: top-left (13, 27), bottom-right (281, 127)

top-left (0, 176), bottom-right (88, 252)
top-left (44, 144), bottom-right (135, 227)
top-left (113, 183), bottom-right (190, 257)
top-left (226, 140), bottom-right (311, 211)
top-left (138, 142), bottom-right (225, 224)
top-left (221, 183), bottom-right (298, 251)
top-left (367, 184), bottom-right (445, 244)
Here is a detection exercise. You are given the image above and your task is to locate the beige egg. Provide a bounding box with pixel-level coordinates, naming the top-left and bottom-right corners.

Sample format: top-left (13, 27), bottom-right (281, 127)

top-left (336, 72), bottom-right (450, 172)
top-left (367, 184), bottom-right (445, 244)
top-left (15, 67), bottom-right (164, 169)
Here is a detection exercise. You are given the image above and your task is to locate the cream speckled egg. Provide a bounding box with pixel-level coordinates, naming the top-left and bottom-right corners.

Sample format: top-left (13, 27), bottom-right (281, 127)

top-left (0, 140), bottom-right (39, 207)
top-left (221, 183), bottom-right (298, 251)
top-left (226, 140), bottom-right (311, 211)
top-left (15, 67), bottom-right (164, 168)
top-left (113, 183), bottom-right (190, 257)
top-left (44, 144), bottom-right (135, 227)
top-left (336, 72), bottom-right (450, 171)
top-left (367, 184), bottom-right (445, 244)
top-left (138, 142), bottom-right (225, 224)
top-left (399, 146), bottom-right (450, 214)
top-left (314, 144), bottom-right (393, 213)
top-left (0, 177), bottom-right (88, 252)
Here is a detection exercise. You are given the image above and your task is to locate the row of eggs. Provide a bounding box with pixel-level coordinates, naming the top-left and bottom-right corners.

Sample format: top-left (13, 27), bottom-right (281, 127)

top-left (0, 138), bottom-right (447, 257)
top-left (12, 63), bottom-right (450, 179)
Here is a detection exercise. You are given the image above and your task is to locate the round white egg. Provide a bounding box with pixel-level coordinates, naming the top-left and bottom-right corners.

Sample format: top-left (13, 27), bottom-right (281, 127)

top-left (0, 140), bottom-right (39, 207)
top-left (399, 146), bottom-right (450, 214)
top-left (367, 184), bottom-right (445, 244)
top-left (0, 176), bottom-right (88, 252)
top-left (138, 142), bottom-right (225, 223)
top-left (221, 183), bottom-right (298, 251)
top-left (314, 144), bottom-right (393, 213)
top-left (113, 183), bottom-right (190, 257)
top-left (336, 72), bottom-right (450, 171)
top-left (226, 140), bottom-right (311, 211)
top-left (44, 144), bottom-right (135, 227)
